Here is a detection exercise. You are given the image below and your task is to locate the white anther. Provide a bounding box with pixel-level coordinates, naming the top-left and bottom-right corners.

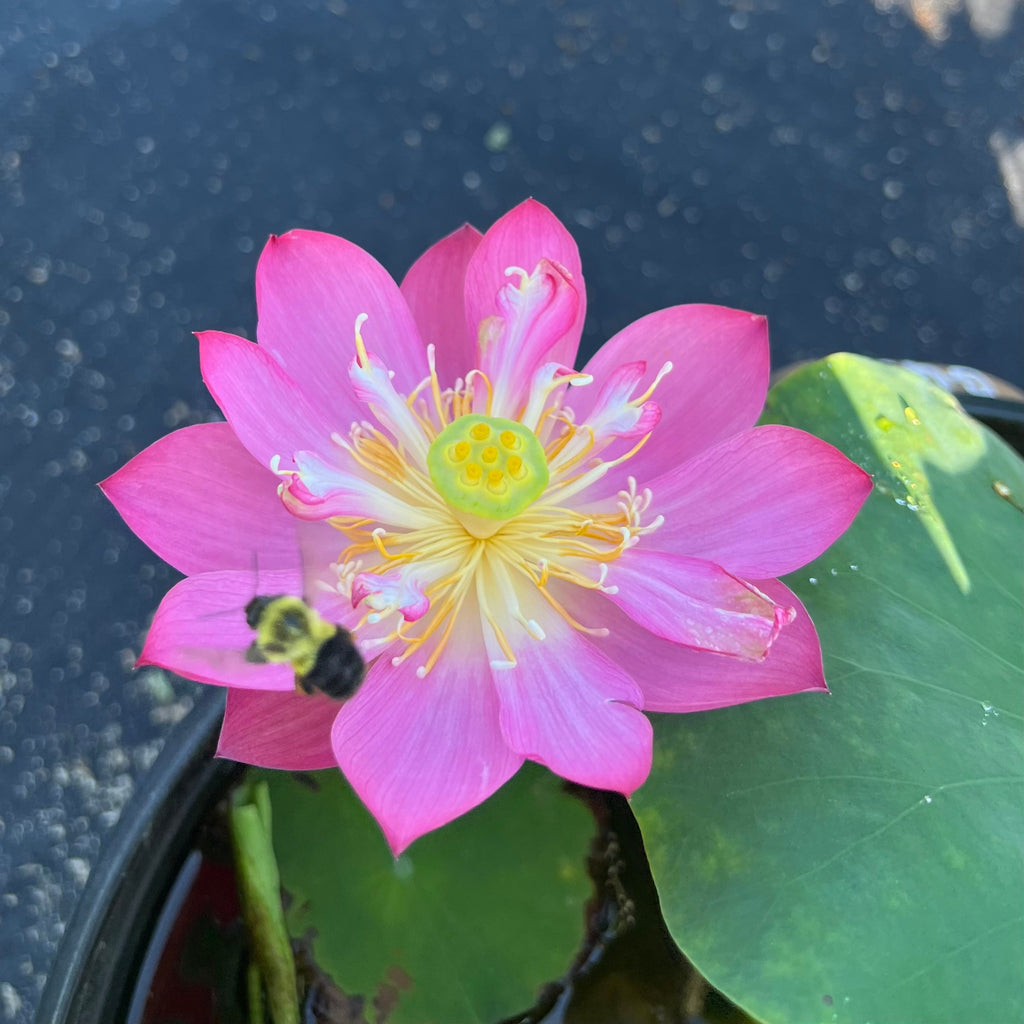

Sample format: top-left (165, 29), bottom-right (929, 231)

top-left (650, 360), bottom-right (673, 387)
top-left (503, 265), bottom-right (530, 285)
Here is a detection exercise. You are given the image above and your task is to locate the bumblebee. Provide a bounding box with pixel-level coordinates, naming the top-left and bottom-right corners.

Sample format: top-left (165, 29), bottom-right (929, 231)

top-left (243, 594), bottom-right (365, 701)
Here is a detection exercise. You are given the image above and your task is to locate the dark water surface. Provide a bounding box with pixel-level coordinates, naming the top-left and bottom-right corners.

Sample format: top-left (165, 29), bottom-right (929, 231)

top-left (0, 0), bottom-right (1021, 1020)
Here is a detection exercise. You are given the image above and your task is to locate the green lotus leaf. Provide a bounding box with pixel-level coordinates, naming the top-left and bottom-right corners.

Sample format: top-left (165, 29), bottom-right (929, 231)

top-left (253, 761), bottom-right (594, 1023)
top-left (633, 354), bottom-right (1023, 1024)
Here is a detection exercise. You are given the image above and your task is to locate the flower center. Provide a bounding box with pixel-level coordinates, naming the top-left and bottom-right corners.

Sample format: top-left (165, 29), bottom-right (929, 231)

top-left (273, 318), bottom-right (672, 677)
top-left (426, 415), bottom-right (549, 535)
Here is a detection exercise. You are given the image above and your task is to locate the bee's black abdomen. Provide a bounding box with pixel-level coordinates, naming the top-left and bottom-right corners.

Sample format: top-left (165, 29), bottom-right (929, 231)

top-left (303, 629), bottom-right (366, 701)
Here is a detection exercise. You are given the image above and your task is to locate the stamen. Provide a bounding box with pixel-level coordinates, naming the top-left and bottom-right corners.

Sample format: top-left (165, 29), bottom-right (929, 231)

top-left (548, 425), bottom-right (597, 475)
top-left (535, 584), bottom-right (609, 637)
top-left (416, 611), bottom-right (457, 677)
top-left (543, 422), bottom-right (577, 462)
top-left (403, 378), bottom-right (440, 438)
top-left (633, 360), bottom-right (674, 406)
top-left (541, 431), bottom-right (654, 505)
top-left (520, 367), bottom-right (592, 432)
top-left (371, 528), bottom-right (412, 561)
top-left (485, 612), bottom-right (518, 668)
top-left (353, 313), bottom-right (370, 367)
top-left (464, 369), bottom-right (493, 416)
top-left (504, 265), bottom-right (530, 286)
top-left (425, 344), bottom-right (448, 428)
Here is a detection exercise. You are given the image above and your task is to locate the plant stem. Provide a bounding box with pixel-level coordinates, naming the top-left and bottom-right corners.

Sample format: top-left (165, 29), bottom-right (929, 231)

top-left (230, 780), bottom-right (300, 1024)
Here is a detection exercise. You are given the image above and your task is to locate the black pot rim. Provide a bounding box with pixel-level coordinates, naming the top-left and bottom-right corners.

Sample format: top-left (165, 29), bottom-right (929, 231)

top-left (36, 688), bottom-right (236, 1024)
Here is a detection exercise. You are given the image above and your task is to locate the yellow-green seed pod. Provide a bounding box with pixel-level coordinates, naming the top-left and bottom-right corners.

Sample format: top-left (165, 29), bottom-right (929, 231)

top-left (427, 415), bottom-right (549, 523)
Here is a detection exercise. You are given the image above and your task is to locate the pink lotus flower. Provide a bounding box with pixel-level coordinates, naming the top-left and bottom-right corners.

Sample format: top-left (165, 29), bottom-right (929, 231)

top-left (102, 200), bottom-right (871, 854)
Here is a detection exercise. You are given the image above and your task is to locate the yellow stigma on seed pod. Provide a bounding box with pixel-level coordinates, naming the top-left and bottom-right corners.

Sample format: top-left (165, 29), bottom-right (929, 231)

top-left (427, 415), bottom-right (549, 535)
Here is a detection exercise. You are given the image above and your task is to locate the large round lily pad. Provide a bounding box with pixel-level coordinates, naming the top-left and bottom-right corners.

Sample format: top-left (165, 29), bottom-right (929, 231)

top-left (254, 761), bottom-right (595, 1023)
top-left (632, 354), bottom-right (1023, 1024)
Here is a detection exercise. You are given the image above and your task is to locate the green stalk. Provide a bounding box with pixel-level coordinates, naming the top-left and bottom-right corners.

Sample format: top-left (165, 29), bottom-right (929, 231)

top-left (246, 960), bottom-right (266, 1024)
top-left (229, 780), bottom-right (300, 1024)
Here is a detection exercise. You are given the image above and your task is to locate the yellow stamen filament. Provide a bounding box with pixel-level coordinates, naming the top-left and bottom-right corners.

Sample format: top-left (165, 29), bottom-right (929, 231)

top-left (426, 344), bottom-right (449, 428)
top-left (486, 612), bottom-right (518, 665)
top-left (633, 361), bottom-right (674, 406)
top-left (535, 584), bottom-right (609, 637)
top-left (464, 369), bottom-right (493, 416)
top-left (371, 529), bottom-right (414, 562)
top-left (548, 425), bottom-right (596, 475)
top-left (543, 423), bottom-right (576, 462)
top-left (353, 313), bottom-right (370, 367)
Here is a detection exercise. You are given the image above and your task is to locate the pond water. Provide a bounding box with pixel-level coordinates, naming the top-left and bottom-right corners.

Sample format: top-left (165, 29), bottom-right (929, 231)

top-left (1, 1), bottom-right (1021, 1020)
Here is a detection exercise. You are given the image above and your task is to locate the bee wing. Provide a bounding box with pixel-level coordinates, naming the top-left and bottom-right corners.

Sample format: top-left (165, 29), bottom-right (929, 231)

top-left (175, 645), bottom-right (293, 687)
top-left (165, 569), bottom-right (298, 691)
top-left (168, 524), bottom-right (362, 691)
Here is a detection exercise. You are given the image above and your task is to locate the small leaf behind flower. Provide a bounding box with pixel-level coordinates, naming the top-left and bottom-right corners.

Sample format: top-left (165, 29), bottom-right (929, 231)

top-left (254, 761), bottom-right (594, 1023)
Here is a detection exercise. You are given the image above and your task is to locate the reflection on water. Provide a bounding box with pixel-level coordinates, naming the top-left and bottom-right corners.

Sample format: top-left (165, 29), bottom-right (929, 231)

top-left (990, 132), bottom-right (1024, 228)
top-left (872, 0), bottom-right (1020, 40)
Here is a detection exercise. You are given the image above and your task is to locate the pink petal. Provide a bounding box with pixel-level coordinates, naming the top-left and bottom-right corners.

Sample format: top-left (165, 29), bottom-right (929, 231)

top-left (218, 687), bottom-right (340, 770)
top-left (565, 577), bottom-right (827, 712)
top-left (464, 199), bottom-right (586, 371)
top-left (583, 360), bottom-right (663, 442)
top-left (576, 305), bottom-right (770, 494)
top-left (647, 425), bottom-right (873, 579)
top-left (331, 628), bottom-right (523, 855)
top-left (255, 229), bottom-right (429, 410)
top-left (351, 568), bottom-right (429, 623)
top-left (400, 223), bottom-right (482, 386)
top-left (478, 259), bottom-right (580, 418)
top-left (347, 347), bottom-right (431, 462)
top-left (139, 571), bottom-right (297, 691)
top-left (588, 579), bottom-right (827, 712)
top-left (198, 330), bottom-right (338, 470)
top-left (276, 453), bottom-right (428, 529)
top-left (606, 548), bottom-right (792, 659)
top-left (491, 614), bottom-right (652, 795)
top-left (100, 422), bottom-right (299, 577)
